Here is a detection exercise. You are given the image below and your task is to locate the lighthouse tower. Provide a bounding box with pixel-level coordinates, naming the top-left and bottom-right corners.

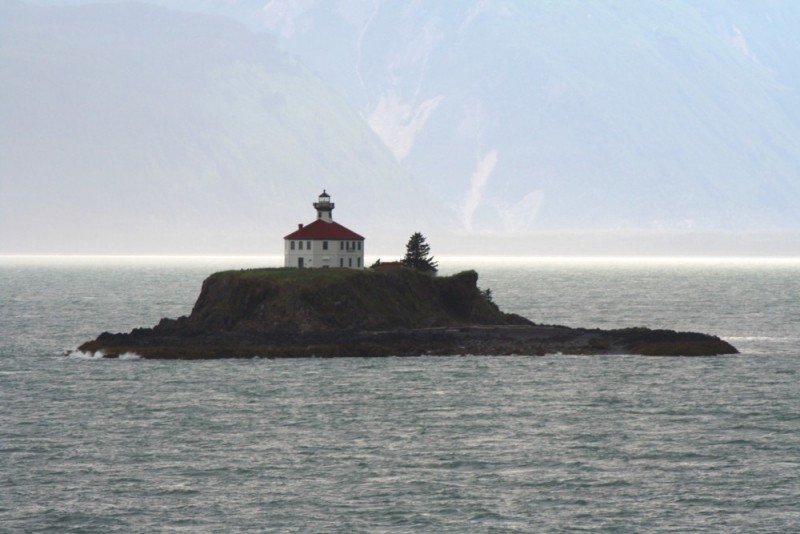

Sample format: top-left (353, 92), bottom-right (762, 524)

top-left (314, 190), bottom-right (335, 221)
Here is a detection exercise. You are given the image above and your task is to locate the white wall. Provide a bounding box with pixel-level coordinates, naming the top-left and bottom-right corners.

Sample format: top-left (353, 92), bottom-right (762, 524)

top-left (284, 239), bottom-right (364, 269)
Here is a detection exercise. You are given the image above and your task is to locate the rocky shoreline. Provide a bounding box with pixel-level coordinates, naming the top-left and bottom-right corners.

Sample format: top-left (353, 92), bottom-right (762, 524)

top-left (77, 267), bottom-right (738, 359)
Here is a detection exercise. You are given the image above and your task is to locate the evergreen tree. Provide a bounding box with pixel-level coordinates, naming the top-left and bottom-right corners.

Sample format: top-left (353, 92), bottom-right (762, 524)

top-left (401, 232), bottom-right (438, 273)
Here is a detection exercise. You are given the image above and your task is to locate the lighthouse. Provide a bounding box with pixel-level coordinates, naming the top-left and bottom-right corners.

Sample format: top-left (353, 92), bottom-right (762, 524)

top-left (283, 190), bottom-right (365, 269)
top-left (314, 190), bottom-right (334, 221)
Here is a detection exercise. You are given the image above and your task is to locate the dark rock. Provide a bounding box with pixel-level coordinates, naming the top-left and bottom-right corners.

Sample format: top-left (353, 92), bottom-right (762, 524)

top-left (77, 267), bottom-right (738, 359)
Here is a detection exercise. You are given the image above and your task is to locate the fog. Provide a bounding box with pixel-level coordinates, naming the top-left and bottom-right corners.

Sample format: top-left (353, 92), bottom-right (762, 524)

top-left (3, 0), bottom-right (800, 256)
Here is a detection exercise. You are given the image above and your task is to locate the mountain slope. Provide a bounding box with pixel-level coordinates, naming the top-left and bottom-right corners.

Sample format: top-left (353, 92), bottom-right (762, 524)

top-left (0, 1), bottom-right (443, 253)
top-left (9, 0), bottom-right (800, 254)
top-left (260, 0), bottom-right (800, 233)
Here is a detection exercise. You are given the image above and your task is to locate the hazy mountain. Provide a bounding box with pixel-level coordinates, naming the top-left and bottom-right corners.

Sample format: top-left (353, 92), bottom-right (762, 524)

top-left (7, 0), bottom-right (800, 255)
top-left (256, 1), bottom-right (800, 235)
top-left (1, 1), bottom-right (443, 254)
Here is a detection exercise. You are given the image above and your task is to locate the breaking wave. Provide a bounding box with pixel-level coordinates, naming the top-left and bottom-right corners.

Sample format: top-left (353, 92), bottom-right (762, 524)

top-left (66, 350), bottom-right (142, 360)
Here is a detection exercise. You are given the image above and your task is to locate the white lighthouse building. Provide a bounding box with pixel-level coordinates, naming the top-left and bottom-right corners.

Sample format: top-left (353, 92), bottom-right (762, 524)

top-left (283, 190), bottom-right (365, 269)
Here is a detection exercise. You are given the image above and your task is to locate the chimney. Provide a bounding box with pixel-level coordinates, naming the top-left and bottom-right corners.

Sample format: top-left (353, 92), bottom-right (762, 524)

top-left (298, 223), bottom-right (303, 229)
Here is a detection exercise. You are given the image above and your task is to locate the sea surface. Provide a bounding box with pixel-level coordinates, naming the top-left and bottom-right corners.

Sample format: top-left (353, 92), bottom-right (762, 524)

top-left (1, 256), bottom-right (799, 533)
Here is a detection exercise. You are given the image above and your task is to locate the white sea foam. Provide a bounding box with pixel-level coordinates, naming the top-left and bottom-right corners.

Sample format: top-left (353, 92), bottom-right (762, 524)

top-left (66, 350), bottom-right (141, 360)
top-left (66, 350), bottom-right (106, 360)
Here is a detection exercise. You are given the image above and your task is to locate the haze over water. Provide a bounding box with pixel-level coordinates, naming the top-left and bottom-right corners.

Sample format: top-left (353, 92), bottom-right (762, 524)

top-left (2, 256), bottom-right (799, 531)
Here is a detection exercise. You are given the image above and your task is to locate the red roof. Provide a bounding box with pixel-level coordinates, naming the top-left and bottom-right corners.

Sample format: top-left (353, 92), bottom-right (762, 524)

top-left (284, 219), bottom-right (364, 240)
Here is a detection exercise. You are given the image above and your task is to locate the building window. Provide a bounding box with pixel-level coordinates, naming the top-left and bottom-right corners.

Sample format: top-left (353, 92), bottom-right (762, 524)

top-left (299, 241), bottom-right (303, 250)
top-left (290, 241), bottom-right (295, 250)
top-left (357, 257), bottom-right (361, 268)
top-left (306, 241), bottom-right (311, 250)
top-left (349, 257), bottom-right (352, 267)
top-left (323, 241), bottom-right (328, 250)
top-left (340, 258), bottom-right (343, 267)
top-left (340, 241), bottom-right (344, 250)
top-left (358, 241), bottom-right (362, 251)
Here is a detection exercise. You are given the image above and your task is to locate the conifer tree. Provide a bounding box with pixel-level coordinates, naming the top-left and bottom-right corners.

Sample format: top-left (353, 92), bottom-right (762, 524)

top-left (401, 232), bottom-right (438, 273)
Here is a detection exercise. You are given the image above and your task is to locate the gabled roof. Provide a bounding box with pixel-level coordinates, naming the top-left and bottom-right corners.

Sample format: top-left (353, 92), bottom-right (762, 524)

top-left (284, 219), bottom-right (364, 240)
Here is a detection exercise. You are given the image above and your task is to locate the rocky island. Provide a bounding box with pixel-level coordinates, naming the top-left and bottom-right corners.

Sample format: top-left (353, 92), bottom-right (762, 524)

top-left (78, 267), bottom-right (738, 359)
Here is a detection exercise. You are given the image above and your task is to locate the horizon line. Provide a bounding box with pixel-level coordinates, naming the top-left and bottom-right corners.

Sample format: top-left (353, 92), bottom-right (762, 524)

top-left (3, 254), bottom-right (800, 264)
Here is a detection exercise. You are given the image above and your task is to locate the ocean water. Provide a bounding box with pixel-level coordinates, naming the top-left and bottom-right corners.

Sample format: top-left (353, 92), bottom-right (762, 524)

top-left (1, 256), bottom-right (799, 532)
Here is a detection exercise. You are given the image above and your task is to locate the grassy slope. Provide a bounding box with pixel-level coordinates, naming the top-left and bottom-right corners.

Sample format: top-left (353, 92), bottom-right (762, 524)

top-left (186, 267), bottom-right (524, 333)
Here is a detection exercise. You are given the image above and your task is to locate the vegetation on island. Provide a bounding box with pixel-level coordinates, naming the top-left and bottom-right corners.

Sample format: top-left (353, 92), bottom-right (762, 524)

top-left (372, 232), bottom-right (438, 273)
top-left (401, 232), bottom-right (438, 274)
top-left (188, 267), bottom-right (516, 334)
top-left (372, 232), bottom-right (501, 308)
